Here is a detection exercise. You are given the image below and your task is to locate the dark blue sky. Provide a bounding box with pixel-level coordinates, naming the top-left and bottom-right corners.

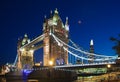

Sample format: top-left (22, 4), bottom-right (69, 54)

top-left (0, 0), bottom-right (120, 65)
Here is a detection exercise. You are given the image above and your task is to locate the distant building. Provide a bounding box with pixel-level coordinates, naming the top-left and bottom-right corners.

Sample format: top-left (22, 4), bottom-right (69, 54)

top-left (88, 39), bottom-right (94, 63)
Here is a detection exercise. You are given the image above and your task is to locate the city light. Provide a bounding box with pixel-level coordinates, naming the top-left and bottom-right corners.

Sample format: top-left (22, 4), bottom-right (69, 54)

top-left (30, 50), bottom-right (33, 53)
top-left (49, 60), bottom-right (53, 66)
top-left (107, 64), bottom-right (111, 68)
top-left (20, 48), bottom-right (25, 52)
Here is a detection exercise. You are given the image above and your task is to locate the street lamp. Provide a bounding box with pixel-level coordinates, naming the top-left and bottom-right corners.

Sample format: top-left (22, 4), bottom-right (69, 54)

top-left (49, 61), bottom-right (53, 66)
top-left (107, 64), bottom-right (111, 68)
top-left (107, 64), bottom-right (111, 82)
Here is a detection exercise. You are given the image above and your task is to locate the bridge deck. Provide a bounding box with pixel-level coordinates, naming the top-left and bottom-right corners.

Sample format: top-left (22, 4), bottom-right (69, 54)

top-left (54, 62), bottom-right (117, 69)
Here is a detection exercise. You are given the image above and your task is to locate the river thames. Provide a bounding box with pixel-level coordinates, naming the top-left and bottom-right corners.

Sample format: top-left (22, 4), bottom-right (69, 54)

top-left (1, 70), bottom-right (120, 82)
top-left (0, 77), bottom-right (78, 82)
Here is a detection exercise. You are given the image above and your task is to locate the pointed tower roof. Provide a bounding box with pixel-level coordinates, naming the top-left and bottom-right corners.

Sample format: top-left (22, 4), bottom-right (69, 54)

top-left (54, 8), bottom-right (58, 14)
top-left (65, 17), bottom-right (69, 31)
top-left (44, 15), bottom-right (47, 20)
top-left (65, 17), bottom-right (68, 25)
top-left (50, 10), bottom-right (53, 18)
top-left (52, 8), bottom-right (64, 28)
top-left (90, 39), bottom-right (94, 46)
top-left (24, 34), bottom-right (28, 38)
top-left (53, 8), bottom-right (60, 22)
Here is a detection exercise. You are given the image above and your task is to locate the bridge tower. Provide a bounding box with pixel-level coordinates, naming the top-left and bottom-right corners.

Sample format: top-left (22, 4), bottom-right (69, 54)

top-left (17, 34), bottom-right (34, 69)
top-left (43, 9), bottom-right (69, 66)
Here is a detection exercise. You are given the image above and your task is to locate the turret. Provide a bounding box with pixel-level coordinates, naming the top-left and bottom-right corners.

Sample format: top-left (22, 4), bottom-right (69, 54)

top-left (21, 34), bottom-right (30, 46)
top-left (43, 15), bottom-right (47, 31)
top-left (50, 10), bottom-right (53, 18)
top-left (65, 17), bottom-right (69, 31)
top-left (53, 8), bottom-right (59, 22)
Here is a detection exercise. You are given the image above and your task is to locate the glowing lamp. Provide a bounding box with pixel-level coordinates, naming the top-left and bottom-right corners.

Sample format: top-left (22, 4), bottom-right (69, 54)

top-left (30, 50), bottom-right (34, 53)
top-left (107, 64), bottom-right (111, 68)
top-left (49, 61), bottom-right (53, 66)
top-left (20, 48), bottom-right (25, 52)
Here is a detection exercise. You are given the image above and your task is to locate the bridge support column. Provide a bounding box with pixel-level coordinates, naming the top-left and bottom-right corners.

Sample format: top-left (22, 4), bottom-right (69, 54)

top-left (17, 48), bottom-right (34, 69)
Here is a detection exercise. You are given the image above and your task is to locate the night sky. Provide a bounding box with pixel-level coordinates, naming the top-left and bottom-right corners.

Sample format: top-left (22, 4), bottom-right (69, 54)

top-left (0, 0), bottom-right (120, 65)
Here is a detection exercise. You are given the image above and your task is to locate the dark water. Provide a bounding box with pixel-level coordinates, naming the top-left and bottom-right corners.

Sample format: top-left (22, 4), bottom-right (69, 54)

top-left (2, 68), bottom-right (78, 82)
top-left (0, 77), bottom-right (77, 82)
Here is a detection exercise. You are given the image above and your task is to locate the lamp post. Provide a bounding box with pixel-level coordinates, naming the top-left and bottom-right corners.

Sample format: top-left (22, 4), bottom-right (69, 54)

top-left (107, 64), bottom-right (111, 82)
top-left (49, 60), bottom-right (53, 66)
top-left (48, 60), bottom-right (53, 79)
top-left (107, 64), bottom-right (111, 68)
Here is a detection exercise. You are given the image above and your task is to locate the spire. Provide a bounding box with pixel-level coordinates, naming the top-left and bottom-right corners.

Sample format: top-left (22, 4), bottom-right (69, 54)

top-left (50, 10), bottom-right (53, 17)
top-left (90, 39), bottom-right (94, 53)
top-left (50, 10), bottom-right (52, 15)
top-left (65, 17), bottom-right (69, 31)
top-left (43, 15), bottom-right (47, 31)
top-left (53, 8), bottom-right (60, 23)
top-left (43, 15), bottom-right (47, 22)
top-left (54, 8), bottom-right (58, 14)
top-left (90, 39), bottom-right (94, 46)
top-left (24, 34), bottom-right (28, 38)
top-left (65, 17), bottom-right (68, 25)
top-left (89, 39), bottom-right (94, 63)
top-left (44, 15), bottom-right (46, 19)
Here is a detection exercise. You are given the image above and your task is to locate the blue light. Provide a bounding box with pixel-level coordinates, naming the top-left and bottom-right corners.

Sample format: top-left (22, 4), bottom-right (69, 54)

top-left (23, 69), bottom-right (32, 75)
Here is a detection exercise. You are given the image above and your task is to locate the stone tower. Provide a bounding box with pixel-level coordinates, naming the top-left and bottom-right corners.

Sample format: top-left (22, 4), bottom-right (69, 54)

top-left (17, 34), bottom-right (34, 69)
top-left (43, 9), bottom-right (69, 66)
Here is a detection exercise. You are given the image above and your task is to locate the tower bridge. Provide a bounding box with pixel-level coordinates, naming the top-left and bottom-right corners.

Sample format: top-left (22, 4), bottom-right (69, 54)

top-left (15, 9), bottom-right (117, 70)
top-left (3, 9), bottom-right (120, 82)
